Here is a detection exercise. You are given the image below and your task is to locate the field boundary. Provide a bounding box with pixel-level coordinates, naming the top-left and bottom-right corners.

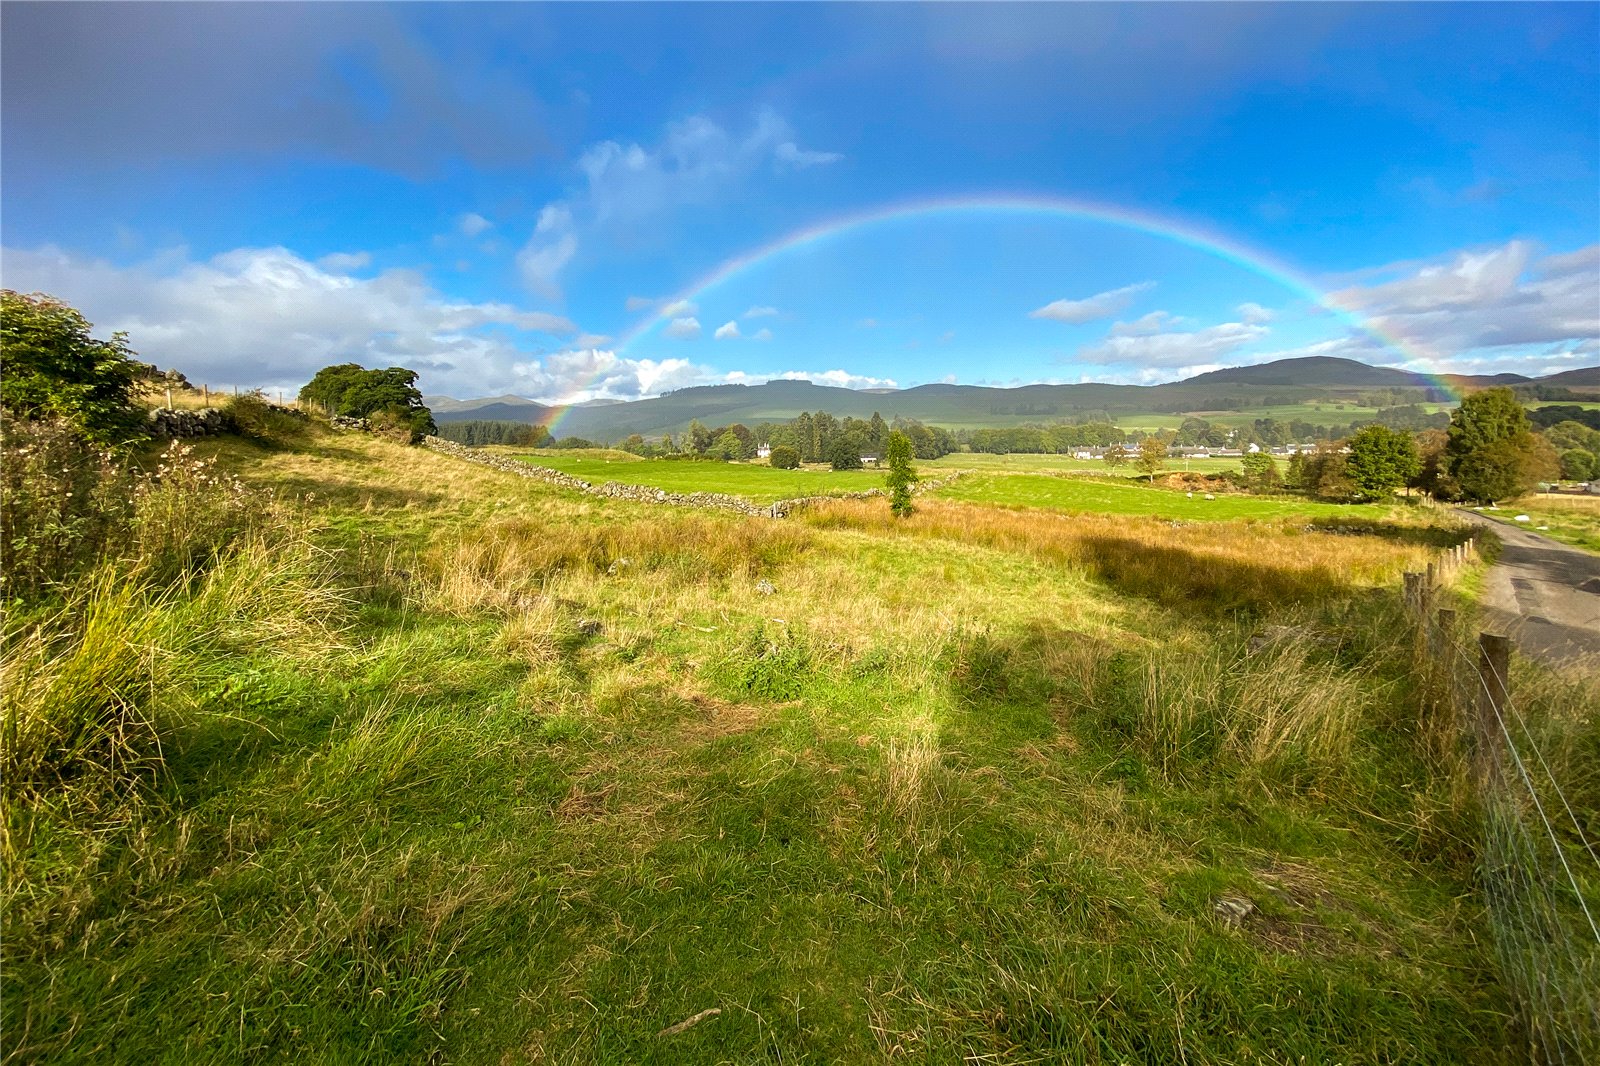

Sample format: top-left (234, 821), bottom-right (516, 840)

top-left (1401, 543), bottom-right (1600, 1062)
top-left (420, 435), bottom-right (961, 517)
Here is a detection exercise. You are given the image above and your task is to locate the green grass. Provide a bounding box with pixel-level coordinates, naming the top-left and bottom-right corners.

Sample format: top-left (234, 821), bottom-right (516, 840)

top-left (935, 472), bottom-right (1400, 522)
top-left (1476, 495), bottom-right (1600, 553)
top-left (3, 428), bottom-right (1549, 1063)
top-left (927, 452), bottom-right (1244, 475)
top-left (515, 452), bottom-right (888, 503)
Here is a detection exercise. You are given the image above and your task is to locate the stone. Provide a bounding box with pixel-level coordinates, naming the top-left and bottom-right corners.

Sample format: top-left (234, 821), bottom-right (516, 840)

top-left (756, 579), bottom-right (776, 596)
top-left (577, 619), bottom-right (603, 636)
top-left (1213, 896), bottom-right (1254, 928)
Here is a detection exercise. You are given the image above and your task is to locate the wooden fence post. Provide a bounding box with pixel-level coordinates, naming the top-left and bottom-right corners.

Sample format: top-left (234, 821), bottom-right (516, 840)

top-left (1477, 632), bottom-right (1510, 784)
top-left (203, 384), bottom-right (209, 406)
top-left (1403, 572), bottom-right (1421, 618)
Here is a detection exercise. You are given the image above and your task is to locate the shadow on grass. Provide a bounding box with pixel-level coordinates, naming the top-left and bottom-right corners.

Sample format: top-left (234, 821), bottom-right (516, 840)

top-left (1072, 534), bottom-right (1349, 613)
top-left (267, 474), bottom-right (449, 511)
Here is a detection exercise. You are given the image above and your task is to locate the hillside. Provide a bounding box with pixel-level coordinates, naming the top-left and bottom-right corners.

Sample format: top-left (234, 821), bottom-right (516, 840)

top-left (428, 356), bottom-right (1597, 441)
top-left (6, 416), bottom-right (1549, 1062)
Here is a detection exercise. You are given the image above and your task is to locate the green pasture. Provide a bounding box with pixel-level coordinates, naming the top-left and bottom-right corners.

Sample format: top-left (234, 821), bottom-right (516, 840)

top-left (517, 453), bottom-right (886, 503)
top-left (935, 472), bottom-right (1397, 521)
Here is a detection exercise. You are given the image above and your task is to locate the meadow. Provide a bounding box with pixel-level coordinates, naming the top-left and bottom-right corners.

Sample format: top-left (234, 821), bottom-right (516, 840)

top-left (933, 471), bottom-right (1404, 522)
top-left (925, 452), bottom-right (1244, 475)
top-left (7, 418), bottom-right (1584, 1064)
top-left (1490, 493), bottom-right (1600, 553)
top-left (515, 450), bottom-right (888, 503)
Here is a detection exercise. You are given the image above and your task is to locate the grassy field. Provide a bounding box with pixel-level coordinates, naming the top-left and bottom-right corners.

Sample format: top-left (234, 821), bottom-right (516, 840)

top-left (926, 452), bottom-right (1244, 475)
top-left (516, 451), bottom-right (887, 503)
top-left (1487, 494), bottom-right (1600, 553)
top-left (934, 472), bottom-right (1406, 522)
top-left (9, 420), bottom-right (1575, 1063)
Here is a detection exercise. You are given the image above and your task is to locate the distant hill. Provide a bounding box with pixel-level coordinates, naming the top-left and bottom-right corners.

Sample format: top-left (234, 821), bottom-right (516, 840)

top-left (424, 357), bottom-right (1598, 440)
top-left (1180, 356), bottom-right (1431, 387)
top-left (1537, 366), bottom-right (1600, 387)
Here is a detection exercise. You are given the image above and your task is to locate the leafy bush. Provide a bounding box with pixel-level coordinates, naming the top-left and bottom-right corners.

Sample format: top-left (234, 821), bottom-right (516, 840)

top-left (769, 445), bottom-right (801, 469)
top-left (1, 290), bottom-right (146, 446)
top-left (734, 624), bottom-right (810, 700)
top-left (222, 391), bottom-right (309, 443)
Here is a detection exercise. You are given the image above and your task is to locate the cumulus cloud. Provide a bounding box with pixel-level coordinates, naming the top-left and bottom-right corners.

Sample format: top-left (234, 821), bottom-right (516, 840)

top-left (663, 316), bottom-right (701, 339)
top-left (1077, 311), bottom-right (1268, 367)
top-left (458, 212), bottom-right (493, 237)
top-left (743, 305), bottom-right (779, 319)
top-left (1030, 281), bottom-right (1156, 324)
top-left (751, 327), bottom-right (773, 342)
top-left (713, 320), bottom-right (740, 340)
top-left (660, 299), bottom-right (696, 317)
top-left (315, 251), bottom-right (371, 271)
top-left (1328, 240), bottom-right (1599, 356)
top-left (1237, 302), bottom-right (1273, 324)
top-left (517, 110), bottom-right (838, 295)
top-left (0, 242), bottom-right (594, 397)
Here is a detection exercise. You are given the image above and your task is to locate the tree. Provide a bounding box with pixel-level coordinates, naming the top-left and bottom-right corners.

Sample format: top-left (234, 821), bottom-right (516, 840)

top-left (1559, 449), bottom-right (1596, 481)
top-left (884, 431), bottom-right (918, 517)
top-left (829, 435), bottom-right (863, 470)
top-left (709, 430), bottom-right (742, 461)
top-left (1103, 443), bottom-right (1129, 469)
top-left (769, 445), bottom-right (801, 469)
top-left (1239, 452), bottom-right (1280, 492)
top-left (1345, 424), bottom-right (1419, 501)
top-left (1, 290), bottom-right (145, 444)
top-left (299, 363), bottom-right (436, 439)
top-left (1445, 388), bottom-right (1548, 502)
top-left (1136, 437), bottom-right (1166, 483)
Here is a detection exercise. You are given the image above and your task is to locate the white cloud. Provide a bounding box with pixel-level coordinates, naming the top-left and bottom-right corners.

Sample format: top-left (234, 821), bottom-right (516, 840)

top-left (1030, 281), bottom-right (1156, 324)
top-left (743, 305), bottom-right (779, 319)
top-left (315, 251), bottom-right (371, 271)
top-left (1328, 240), bottom-right (1599, 356)
top-left (1078, 311), bottom-right (1268, 367)
top-left (518, 110), bottom-right (839, 295)
top-left (660, 299), bottom-right (696, 317)
top-left (723, 369), bottom-right (897, 390)
top-left (575, 332), bottom-right (612, 347)
top-left (938, 330), bottom-right (956, 343)
top-left (0, 243), bottom-right (589, 398)
top-left (625, 295), bottom-right (658, 312)
top-left (663, 316), bottom-right (701, 339)
top-left (1237, 302), bottom-right (1273, 324)
top-left (713, 320), bottom-right (740, 340)
top-left (458, 212), bottom-right (493, 237)
top-left (751, 327), bottom-right (773, 342)
top-left (516, 204), bottom-right (577, 297)
top-left (774, 142), bottom-right (843, 168)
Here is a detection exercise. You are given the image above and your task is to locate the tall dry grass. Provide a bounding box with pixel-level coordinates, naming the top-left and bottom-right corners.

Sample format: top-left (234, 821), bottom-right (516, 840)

top-left (801, 498), bottom-right (1439, 611)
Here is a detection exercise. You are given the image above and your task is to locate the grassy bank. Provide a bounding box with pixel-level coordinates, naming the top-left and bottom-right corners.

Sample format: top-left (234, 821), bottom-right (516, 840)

top-left (2, 427), bottom-right (1526, 1063)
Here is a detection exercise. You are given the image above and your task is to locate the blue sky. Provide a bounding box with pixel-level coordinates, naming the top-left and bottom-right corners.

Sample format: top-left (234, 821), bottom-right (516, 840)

top-left (2, 2), bottom-right (1596, 399)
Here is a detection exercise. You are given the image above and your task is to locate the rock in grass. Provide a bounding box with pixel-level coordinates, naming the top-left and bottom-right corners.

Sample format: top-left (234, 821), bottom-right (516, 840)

top-left (1214, 896), bottom-right (1255, 928)
top-left (578, 619), bottom-right (603, 636)
top-left (756, 579), bottom-right (776, 596)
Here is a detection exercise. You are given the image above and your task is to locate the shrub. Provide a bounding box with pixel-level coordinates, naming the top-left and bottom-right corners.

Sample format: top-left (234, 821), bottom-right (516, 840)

top-left (222, 391), bottom-right (308, 443)
top-left (885, 430), bottom-right (917, 517)
top-left (0, 290), bottom-right (146, 446)
top-left (0, 414), bottom-right (136, 597)
top-left (769, 445), bottom-right (801, 469)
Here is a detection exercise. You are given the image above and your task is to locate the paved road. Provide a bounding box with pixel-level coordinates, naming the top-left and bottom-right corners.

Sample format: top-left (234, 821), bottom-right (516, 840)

top-left (1458, 511), bottom-right (1600, 670)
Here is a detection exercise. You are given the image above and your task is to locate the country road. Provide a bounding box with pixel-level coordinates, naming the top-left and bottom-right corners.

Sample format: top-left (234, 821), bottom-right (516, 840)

top-left (1457, 511), bottom-right (1600, 670)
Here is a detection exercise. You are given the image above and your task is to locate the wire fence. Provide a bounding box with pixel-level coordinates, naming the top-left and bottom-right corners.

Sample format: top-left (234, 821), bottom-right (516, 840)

top-left (1403, 541), bottom-right (1600, 1062)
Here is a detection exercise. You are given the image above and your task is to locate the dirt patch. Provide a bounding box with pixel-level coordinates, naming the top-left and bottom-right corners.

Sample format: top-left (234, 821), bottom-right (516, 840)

top-left (1236, 862), bottom-right (1400, 959)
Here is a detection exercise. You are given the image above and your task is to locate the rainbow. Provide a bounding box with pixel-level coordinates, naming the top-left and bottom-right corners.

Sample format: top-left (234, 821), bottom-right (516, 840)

top-left (544, 193), bottom-right (1454, 431)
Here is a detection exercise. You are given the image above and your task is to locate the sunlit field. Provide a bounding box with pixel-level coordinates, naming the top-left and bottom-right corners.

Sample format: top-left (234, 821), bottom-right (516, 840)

top-left (5, 421), bottom-right (1537, 1064)
top-left (514, 451), bottom-right (888, 502)
top-left (927, 452), bottom-right (1244, 475)
top-left (1491, 493), bottom-right (1600, 553)
top-left (934, 472), bottom-right (1409, 521)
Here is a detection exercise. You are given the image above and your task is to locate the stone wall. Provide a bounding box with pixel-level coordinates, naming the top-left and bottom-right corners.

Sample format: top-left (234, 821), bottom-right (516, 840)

top-left (419, 435), bottom-right (960, 519)
top-left (148, 407), bottom-right (226, 438)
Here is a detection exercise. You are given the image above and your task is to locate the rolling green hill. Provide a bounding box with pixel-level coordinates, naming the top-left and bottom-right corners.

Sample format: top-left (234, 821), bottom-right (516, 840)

top-left (426, 356), bottom-right (1596, 442)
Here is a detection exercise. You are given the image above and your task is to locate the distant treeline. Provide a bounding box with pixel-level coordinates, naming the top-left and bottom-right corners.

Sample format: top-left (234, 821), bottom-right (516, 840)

top-left (435, 420), bottom-right (552, 447)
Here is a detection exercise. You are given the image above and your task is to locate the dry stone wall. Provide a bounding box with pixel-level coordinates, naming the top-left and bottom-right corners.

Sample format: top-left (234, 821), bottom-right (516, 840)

top-left (418, 435), bottom-right (959, 519)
